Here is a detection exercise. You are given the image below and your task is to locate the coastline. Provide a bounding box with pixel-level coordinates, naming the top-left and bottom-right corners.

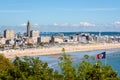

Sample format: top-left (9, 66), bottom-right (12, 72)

top-left (1, 43), bottom-right (120, 59)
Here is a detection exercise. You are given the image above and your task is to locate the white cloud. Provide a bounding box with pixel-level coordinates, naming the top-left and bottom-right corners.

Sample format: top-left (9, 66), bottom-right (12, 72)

top-left (52, 23), bottom-right (69, 27)
top-left (71, 23), bottom-right (79, 27)
top-left (79, 22), bottom-right (96, 27)
top-left (52, 23), bottom-right (79, 27)
top-left (34, 23), bottom-right (39, 26)
top-left (20, 22), bottom-right (96, 28)
top-left (21, 23), bottom-right (40, 27)
top-left (50, 22), bottom-right (96, 27)
top-left (32, 23), bottom-right (40, 27)
top-left (60, 23), bottom-right (69, 26)
top-left (53, 23), bottom-right (58, 26)
top-left (21, 23), bottom-right (27, 27)
top-left (113, 21), bottom-right (120, 25)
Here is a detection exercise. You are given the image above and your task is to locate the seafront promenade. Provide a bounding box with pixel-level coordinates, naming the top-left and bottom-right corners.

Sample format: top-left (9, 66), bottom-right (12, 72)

top-left (1, 43), bottom-right (120, 59)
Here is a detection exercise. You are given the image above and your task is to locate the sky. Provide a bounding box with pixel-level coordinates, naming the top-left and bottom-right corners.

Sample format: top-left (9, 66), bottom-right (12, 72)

top-left (0, 0), bottom-right (120, 32)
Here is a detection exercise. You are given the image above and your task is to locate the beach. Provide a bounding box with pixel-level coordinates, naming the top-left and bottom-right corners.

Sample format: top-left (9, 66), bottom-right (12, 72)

top-left (1, 43), bottom-right (120, 59)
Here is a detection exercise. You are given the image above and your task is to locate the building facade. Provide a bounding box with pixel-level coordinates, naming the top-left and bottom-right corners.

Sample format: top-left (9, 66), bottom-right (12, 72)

top-left (4, 29), bottom-right (14, 39)
top-left (30, 30), bottom-right (39, 38)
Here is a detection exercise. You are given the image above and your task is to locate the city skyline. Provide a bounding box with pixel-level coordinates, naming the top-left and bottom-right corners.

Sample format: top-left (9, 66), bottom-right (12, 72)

top-left (0, 0), bottom-right (120, 32)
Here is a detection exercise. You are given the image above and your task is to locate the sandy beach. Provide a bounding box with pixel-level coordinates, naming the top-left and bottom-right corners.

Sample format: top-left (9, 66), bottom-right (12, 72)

top-left (1, 43), bottom-right (120, 59)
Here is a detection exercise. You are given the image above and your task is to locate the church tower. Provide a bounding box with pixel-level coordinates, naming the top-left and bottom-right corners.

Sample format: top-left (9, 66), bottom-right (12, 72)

top-left (27, 21), bottom-right (30, 38)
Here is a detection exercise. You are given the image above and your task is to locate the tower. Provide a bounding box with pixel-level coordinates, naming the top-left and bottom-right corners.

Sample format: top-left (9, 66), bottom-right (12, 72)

top-left (27, 21), bottom-right (30, 38)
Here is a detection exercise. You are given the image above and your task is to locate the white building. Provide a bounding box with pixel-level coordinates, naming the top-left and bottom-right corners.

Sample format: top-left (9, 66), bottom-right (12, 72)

top-left (4, 29), bottom-right (14, 39)
top-left (40, 36), bottom-right (51, 43)
top-left (30, 30), bottom-right (39, 38)
top-left (0, 38), bottom-right (6, 45)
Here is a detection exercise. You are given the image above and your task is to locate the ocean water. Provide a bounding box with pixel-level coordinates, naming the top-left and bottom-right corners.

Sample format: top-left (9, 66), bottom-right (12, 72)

top-left (40, 32), bottom-right (120, 36)
top-left (38, 49), bottom-right (120, 76)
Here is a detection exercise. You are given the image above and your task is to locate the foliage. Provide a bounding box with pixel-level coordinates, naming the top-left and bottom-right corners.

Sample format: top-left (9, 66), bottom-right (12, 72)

top-left (61, 48), bottom-right (65, 53)
top-left (0, 54), bottom-right (14, 80)
top-left (0, 52), bottom-right (120, 80)
top-left (26, 43), bottom-right (33, 48)
top-left (76, 55), bottom-right (119, 80)
top-left (8, 57), bottom-right (55, 80)
top-left (38, 42), bottom-right (44, 46)
top-left (59, 53), bottom-right (77, 80)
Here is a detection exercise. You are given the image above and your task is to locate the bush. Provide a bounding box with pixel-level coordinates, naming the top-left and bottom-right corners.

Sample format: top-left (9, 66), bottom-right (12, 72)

top-left (0, 53), bottom-right (120, 80)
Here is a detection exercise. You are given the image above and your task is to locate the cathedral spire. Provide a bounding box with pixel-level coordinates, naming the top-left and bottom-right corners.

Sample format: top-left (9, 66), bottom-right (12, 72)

top-left (27, 20), bottom-right (30, 38)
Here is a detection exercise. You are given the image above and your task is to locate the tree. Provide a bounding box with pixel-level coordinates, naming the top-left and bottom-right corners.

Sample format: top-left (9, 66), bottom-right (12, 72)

top-left (59, 48), bottom-right (77, 80)
top-left (9, 56), bottom-right (55, 80)
top-left (0, 51), bottom-right (120, 80)
top-left (59, 48), bottom-right (120, 80)
top-left (0, 54), bottom-right (14, 80)
top-left (77, 55), bottom-right (120, 80)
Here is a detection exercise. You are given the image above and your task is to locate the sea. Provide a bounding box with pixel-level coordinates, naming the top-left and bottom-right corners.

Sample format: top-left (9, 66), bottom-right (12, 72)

top-left (38, 32), bottom-right (120, 76)
top-left (40, 32), bottom-right (120, 36)
top-left (37, 48), bottom-right (120, 76)
top-left (23, 32), bottom-right (120, 76)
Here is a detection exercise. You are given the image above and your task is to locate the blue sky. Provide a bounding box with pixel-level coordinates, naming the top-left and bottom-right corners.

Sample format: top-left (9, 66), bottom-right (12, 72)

top-left (0, 0), bottom-right (120, 32)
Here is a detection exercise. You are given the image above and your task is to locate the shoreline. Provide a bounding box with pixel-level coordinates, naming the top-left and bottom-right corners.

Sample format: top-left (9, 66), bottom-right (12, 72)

top-left (1, 43), bottom-right (120, 59)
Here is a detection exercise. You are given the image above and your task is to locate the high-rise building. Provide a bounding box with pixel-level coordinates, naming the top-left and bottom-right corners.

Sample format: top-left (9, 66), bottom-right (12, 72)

top-left (30, 30), bottom-right (39, 38)
top-left (27, 21), bottom-right (30, 38)
top-left (4, 29), bottom-right (14, 39)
